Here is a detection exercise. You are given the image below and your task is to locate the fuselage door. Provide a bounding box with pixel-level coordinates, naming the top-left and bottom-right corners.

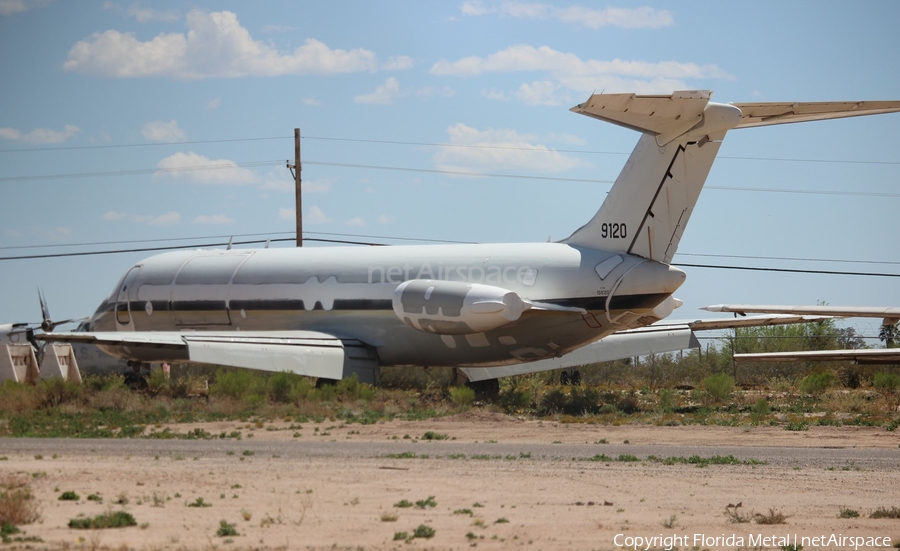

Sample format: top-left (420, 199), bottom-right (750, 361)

top-left (115, 266), bottom-right (141, 328)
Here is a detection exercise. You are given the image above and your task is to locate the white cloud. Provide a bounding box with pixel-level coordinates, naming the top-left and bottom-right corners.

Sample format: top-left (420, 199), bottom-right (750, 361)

top-left (278, 207), bottom-right (295, 221)
top-left (302, 97), bottom-right (321, 106)
top-left (0, 128), bottom-right (21, 140)
top-left (102, 210), bottom-right (127, 221)
top-left (260, 172), bottom-right (331, 193)
top-left (377, 214), bottom-right (394, 225)
top-left (307, 205), bottom-right (332, 224)
top-left (126, 5), bottom-right (179, 22)
top-left (154, 151), bottom-right (259, 185)
top-left (461, 1), bottom-right (674, 29)
top-left (149, 212), bottom-right (180, 226)
top-left (0, 125), bottom-right (81, 144)
top-left (141, 120), bottom-right (186, 142)
top-left (433, 123), bottom-right (587, 174)
top-left (0, 0), bottom-right (53, 16)
top-left (205, 97), bottom-right (222, 110)
top-left (193, 214), bottom-right (233, 224)
top-left (382, 55), bottom-right (414, 71)
top-left (515, 80), bottom-right (559, 106)
top-left (430, 44), bottom-right (732, 100)
top-left (354, 77), bottom-right (402, 105)
top-left (64, 10), bottom-right (381, 79)
top-left (345, 217), bottom-right (366, 227)
top-left (103, 210), bottom-right (180, 225)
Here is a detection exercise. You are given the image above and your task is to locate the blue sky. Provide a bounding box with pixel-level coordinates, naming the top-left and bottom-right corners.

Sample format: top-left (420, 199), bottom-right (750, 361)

top-left (1, 0), bottom-right (898, 342)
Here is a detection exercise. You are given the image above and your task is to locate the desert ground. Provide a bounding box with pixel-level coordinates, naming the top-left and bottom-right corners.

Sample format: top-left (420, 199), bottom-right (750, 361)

top-left (2, 412), bottom-right (899, 550)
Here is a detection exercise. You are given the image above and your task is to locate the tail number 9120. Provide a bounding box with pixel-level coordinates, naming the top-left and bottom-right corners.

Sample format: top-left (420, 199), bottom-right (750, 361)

top-left (601, 223), bottom-right (627, 239)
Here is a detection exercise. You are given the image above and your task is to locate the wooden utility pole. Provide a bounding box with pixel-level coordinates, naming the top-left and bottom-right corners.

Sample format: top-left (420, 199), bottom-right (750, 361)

top-left (292, 128), bottom-right (302, 247)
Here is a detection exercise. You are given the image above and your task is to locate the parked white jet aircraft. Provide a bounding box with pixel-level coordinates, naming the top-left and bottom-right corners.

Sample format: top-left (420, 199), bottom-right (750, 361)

top-left (41, 91), bottom-right (900, 386)
top-left (704, 304), bottom-right (900, 364)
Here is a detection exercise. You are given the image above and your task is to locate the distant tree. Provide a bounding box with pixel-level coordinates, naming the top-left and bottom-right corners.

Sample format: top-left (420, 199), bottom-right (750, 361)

top-left (879, 322), bottom-right (899, 348)
top-left (835, 327), bottom-right (867, 350)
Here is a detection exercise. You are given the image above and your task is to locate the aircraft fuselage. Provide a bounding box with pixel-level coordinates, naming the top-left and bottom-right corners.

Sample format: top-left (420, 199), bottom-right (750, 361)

top-left (88, 242), bottom-right (685, 367)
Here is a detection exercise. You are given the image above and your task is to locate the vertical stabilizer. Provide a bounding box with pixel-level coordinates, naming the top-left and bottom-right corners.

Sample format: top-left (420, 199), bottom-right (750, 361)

top-left (563, 91), bottom-right (742, 263)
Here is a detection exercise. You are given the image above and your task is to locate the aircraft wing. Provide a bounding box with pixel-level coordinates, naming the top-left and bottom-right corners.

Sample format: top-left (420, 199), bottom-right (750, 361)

top-left (659, 313), bottom-right (832, 331)
top-left (703, 304), bottom-right (900, 325)
top-left (460, 313), bottom-right (833, 381)
top-left (731, 100), bottom-right (900, 128)
top-left (735, 349), bottom-right (900, 365)
top-left (460, 325), bottom-right (700, 382)
top-left (39, 331), bottom-right (377, 381)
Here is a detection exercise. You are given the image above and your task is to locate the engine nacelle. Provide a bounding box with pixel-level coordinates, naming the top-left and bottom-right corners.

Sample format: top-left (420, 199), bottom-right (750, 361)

top-left (393, 279), bottom-right (530, 335)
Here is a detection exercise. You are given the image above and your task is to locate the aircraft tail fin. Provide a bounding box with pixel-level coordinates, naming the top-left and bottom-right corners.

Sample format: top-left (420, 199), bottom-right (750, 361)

top-left (562, 92), bottom-right (900, 264)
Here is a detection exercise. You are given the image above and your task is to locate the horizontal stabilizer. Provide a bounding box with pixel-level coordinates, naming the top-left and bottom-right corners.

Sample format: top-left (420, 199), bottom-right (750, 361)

top-left (569, 90), bottom-right (711, 145)
top-left (733, 101), bottom-right (900, 128)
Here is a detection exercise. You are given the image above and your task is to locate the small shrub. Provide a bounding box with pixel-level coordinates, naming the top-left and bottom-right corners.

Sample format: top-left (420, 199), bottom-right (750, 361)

top-left (870, 506), bottom-right (900, 519)
top-left (58, 491), bottom-right (79, 501)
top-left (393, 499), bottom-right (413, 508)
top-left (839, 508), bottom-right (860, 518)
top-left (657, 388), bottom-right (677, 413)
top-left (380, 512), bottom-right (398, 522)
top-left (799, 371), bottom-right (836, 396)
top-left (393, 531), bottom-right (408, 541)
top-left (538, 388), bottom-right (567, 415)
top-left (415, 496), bottom-right (437, 509)
top-left (874, 372), bottom-right (900, 392)
top-left (754, 508), bottom-right (788, 525)
top-left (751, 398), bottom-right (771, 421)
top-left (449, 386), bottom-right (475, 407)
top-left (703, 372), bottom-right (735, 403)
top-left (216, 519), bottom-right (239, 537)
top-left (784, 421), bottom-right (809, 432)
top-left (187, 497), bottom-right (211, 508)
top-left (68, 511), bottom-right (136, 529)
top-left (413, 524), bottom-right (435, 539)
top-left (0, 485), bottom-right (40, 526)
top-left (422, 431), bottom-right (449, 441)
top-left (725, 507), bottom-right (750, 524)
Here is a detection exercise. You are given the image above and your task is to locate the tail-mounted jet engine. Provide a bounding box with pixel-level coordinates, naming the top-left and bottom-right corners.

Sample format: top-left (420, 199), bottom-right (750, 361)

top-left (393, 279), bottom-right (530, 335)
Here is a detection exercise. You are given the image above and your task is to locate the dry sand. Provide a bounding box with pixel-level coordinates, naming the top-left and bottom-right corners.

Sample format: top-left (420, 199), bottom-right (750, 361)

top-left (2, 412), bottom-right (899, 550)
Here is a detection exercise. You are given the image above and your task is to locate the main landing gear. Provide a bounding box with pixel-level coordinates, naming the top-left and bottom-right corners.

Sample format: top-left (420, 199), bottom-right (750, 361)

top-left (559, 369), bottom-right (581, 386)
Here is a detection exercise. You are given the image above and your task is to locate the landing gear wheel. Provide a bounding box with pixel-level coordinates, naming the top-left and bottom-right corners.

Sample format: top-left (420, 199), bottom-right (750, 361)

top-left (560, 371), bottom-right (570, 385)
top-left (571, 370), bottom-right (582, 385)
top-left (466, 378), bottom-right (500, 401)
top-left (315, 378), bottom-right (339, 388)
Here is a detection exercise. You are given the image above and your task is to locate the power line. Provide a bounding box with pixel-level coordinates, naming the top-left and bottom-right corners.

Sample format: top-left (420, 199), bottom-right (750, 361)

top-left (2, 238), bottom-right (899, 278)
top-left (0, 231), bottom-right (471, 252)
top-left (2, 158), bottom-right (898, 199)
top-left (678, 252), bottom-right (900, 267)
top-left (2, 133), bottom-right (899, 166)
top-left (3, 230), bottom-right (895, 268)
top-left (673, 263), bottom-right (900, 278)
top-left (0, 160), bottom-right (283, 183)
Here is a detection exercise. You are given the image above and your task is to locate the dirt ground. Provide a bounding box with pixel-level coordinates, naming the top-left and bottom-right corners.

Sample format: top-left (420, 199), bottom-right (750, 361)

top-left (2, 413), bottom-right (899, 550)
